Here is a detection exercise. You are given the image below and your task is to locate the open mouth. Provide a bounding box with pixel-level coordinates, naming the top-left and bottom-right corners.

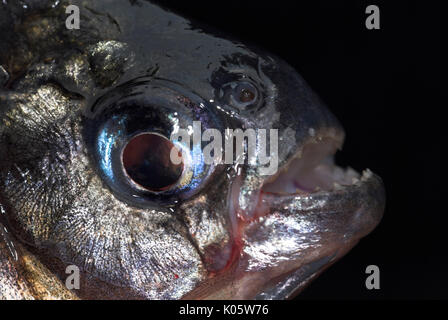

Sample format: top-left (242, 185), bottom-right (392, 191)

top-left (232, 132), bottom-right (385, 299)
top-left (261, 134), bottom-right (364, 196)
top-left (229, 130), bottom-right (383, 226)
top-left (191, 131), bottom-right (385, 299)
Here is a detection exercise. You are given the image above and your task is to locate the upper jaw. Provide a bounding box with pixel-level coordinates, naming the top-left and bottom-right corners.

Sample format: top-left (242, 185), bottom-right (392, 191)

top-left (259, 168), bottom-right (385, 237)
top-left (261, 128), bottom-right (351, 197)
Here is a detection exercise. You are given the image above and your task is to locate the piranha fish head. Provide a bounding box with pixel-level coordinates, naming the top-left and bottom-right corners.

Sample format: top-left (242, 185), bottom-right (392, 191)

top-left (0, 0), bottom-right (385, 299)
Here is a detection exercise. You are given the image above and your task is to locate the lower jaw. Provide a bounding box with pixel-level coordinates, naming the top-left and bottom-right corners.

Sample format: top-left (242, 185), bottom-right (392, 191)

top-left (210, 173), bottom-right (384, 299)
top-left (252, 240), bottom-right (360, 300)
top-left (201, 138), bottom-right (385, 299)
top-left (186, 238), bottom-right (359, 300)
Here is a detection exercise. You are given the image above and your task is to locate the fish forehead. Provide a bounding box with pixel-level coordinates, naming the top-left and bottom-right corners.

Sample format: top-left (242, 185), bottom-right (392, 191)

top-left (1, 0), bottom-right (338, 141)
top-left (1, 1), bottom-right (258, 91)
top-left (2, 0), bottom-right (340, 176)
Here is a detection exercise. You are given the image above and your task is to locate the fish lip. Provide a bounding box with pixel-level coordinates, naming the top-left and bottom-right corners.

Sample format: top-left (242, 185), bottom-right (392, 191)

top-left (254, 252), bottom-right (339, 300)
top-left (259, 171), bottom-right (385, 237)
top-left (253, 241), bottom-right (362, 300)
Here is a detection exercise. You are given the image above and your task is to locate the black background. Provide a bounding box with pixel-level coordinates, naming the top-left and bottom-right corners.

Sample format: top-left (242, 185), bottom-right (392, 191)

top-left (153, 0), bottom-right (445, 299)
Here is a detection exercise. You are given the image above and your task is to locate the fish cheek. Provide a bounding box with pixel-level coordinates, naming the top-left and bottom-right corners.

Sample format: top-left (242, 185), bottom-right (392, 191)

top-left (182, 174), bottom-right (236, 273)
top-left (0, 83), bottom-right (205, 299)
top-left (46, 176), bottom-right (205, 299)
top-left (0, 83), bottom-right (88, 244)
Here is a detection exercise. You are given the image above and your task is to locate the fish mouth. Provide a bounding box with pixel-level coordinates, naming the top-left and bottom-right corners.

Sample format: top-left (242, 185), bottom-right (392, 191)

top-left (226, 129), bottom-right (386, 299)
top-left (261, 133), bottom-right (358, 196)
top-left (253, 129), bottom-right (385, 233)
top-left (185, 130), bottom-right (385, 300)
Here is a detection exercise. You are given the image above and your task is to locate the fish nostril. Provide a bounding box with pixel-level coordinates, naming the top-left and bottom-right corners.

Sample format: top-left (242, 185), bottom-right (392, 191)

top-left (121, 133), bottom-right (184, 192)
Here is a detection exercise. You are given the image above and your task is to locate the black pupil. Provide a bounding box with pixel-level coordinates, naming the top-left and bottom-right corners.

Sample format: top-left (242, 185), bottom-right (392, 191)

top-left (239, 87), bottom-right (255, 103)
top-left (122, 133), bottom-right (183, 191)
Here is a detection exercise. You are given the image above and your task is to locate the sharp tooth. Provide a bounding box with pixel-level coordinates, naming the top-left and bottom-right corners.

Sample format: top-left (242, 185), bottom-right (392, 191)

top-left (361, 168), bottom-right (373, 181)
top-left (333, 182), bottom-right (343, 190)
top-left (0, 65), bottom-right (9, 86)
top-left (352, 177), bottom-right (360, 184)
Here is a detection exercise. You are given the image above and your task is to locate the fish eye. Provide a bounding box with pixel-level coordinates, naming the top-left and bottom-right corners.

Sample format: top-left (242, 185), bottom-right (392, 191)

top-left (86, 79), bottom-right (223, 207)
top-left (220, 81), bottom-right (259, 108)
top-left (238, 86), bottom-right (256, 103)
top-left (122, 132), bottom-right (184, 192)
